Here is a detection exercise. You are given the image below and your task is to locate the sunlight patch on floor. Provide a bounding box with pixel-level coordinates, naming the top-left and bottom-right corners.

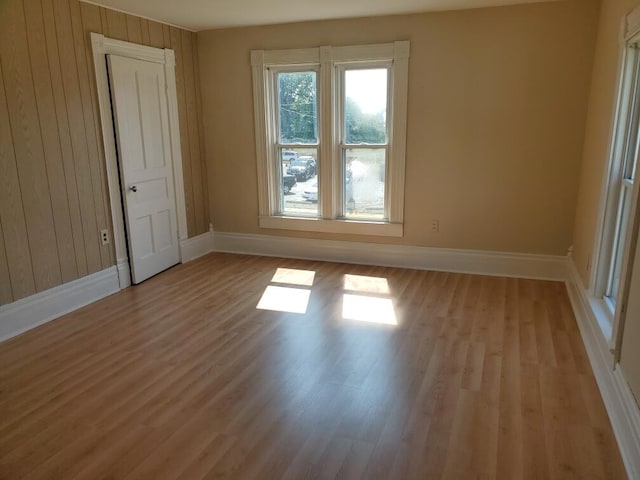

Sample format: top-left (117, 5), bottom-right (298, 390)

top-left (257, 285), bottom-right (311, 314)
top-left (342, 293), bottom-right (397, 325)
top-left (271, 267), bottom-right (316, 287)
top-left (344, 274), bottom-right (390, 294)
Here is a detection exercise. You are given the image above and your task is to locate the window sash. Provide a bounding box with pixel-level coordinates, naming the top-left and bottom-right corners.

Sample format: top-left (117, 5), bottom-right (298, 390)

top-left (336, 62), bottom-right (392, 220)
top-left (606, 180), bottom-right (635, 303)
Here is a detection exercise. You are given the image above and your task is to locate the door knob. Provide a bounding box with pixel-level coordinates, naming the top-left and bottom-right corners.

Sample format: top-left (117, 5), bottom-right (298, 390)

top-left (129, 185), bottom-right (137, 192)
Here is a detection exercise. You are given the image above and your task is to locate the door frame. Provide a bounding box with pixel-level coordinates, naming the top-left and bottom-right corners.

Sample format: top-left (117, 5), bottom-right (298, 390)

top-left (91, 33), bottom-right (188, 289)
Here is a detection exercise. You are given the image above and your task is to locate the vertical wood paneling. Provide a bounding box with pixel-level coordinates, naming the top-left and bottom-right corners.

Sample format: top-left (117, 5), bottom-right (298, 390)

top-left (181, 31), bottom-right (205, 235)
top-left (0, 58), bottom-right (36, 300)
top-left (42, 0), bottom-right (88, 278)
top-left (0, 220), bottom-right (13, 304)
top-left (140, 18), bottom-right (150, 46)
top-left (52, 0), bottom-right (103, 275)
top-left (77, 1), bottom-right (114, 268)
top-left (104, 8), bottom-right (127, 41)
top-left (125, 15), bottom-right (142, 44)
top-left (69, 0), bottom-right (111, 270)
top-left (0, 0), bottom-right (208, 305)
top-left (0, 0), bottom-right (62, 292)
top-left (24, 0), bottom-right (78, 283)
top-left (162, 24), bottom-right (171, 47)
top-left (192, 34), bottom-right (210, 229)
top-left (148, 21), bottom-right (164, 49)
top-left (170, 27), bottom-right (196, 236)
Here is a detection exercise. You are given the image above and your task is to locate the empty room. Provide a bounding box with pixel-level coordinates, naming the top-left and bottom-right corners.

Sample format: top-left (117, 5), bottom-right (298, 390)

top-left (1, 0), bottom-right (640, 478)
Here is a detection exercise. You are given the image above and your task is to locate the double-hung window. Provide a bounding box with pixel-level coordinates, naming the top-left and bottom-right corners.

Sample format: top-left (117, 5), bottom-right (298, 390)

top-left (594, 29), bottom-right (640, 340)
top-left (251, 42), bottom-right (410, 237)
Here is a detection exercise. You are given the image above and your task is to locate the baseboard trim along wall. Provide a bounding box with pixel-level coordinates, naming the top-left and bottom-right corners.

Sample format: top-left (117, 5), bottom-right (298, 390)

top-left (180, 228), bottom-right (215, 262)
top-left (565, 258), bottom-right (640, 479)
top-left (0, 266), bottom-right (120, 343)
top-left (212, 231), bottom-right (569, 280)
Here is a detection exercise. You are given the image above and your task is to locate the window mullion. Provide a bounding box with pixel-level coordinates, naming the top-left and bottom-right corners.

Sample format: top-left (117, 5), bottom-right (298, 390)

top-left (319, 47), bottom-right (336, 220)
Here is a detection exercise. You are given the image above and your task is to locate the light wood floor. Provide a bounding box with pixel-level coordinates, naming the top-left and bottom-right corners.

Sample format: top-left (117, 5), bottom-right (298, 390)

top-left (0, 253), bottom-right (626, 479)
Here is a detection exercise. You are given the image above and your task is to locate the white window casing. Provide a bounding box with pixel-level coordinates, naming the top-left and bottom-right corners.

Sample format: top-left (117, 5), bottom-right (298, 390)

top-left (251, 41), bottom-right (410, 237)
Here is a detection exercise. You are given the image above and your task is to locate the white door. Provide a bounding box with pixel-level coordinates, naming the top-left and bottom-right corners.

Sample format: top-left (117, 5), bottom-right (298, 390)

top-left (107, 54), bottom-right (180, 284)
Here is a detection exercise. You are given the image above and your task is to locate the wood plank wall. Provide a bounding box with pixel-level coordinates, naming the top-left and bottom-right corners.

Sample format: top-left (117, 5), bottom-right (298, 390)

top-left (0, 0), bottom-right (209, 306)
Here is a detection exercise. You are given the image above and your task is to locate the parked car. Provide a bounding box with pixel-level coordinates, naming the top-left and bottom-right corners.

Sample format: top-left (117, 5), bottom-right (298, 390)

top-left (282, 173), bottom-right (296, 194)
top-left (302, 181), bottom-right (318, 202)
top-left (298, 155), bottom-right (316, 176)
top-left (287, 158), bottom-right (314, 181)
top-left (282, 150), bottom-right (298, 166)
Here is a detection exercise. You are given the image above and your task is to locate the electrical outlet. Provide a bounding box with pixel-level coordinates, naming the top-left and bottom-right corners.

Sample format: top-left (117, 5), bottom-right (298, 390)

top-left (431, 219), bottom-right (439, 232)
top-left (100, 229), bottom-right (110, 246)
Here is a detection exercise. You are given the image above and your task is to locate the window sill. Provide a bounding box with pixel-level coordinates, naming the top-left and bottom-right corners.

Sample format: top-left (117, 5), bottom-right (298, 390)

top-left (259, 215), bottom-right (403, 237)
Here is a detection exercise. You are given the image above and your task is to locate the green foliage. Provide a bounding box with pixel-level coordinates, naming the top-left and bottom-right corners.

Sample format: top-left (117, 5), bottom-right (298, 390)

top-left (278, 72), bottom-right (387, 145)
top-left (345, 97), bottom-right (386, 144)
top-left (278, 72), bottom-right (317, 143)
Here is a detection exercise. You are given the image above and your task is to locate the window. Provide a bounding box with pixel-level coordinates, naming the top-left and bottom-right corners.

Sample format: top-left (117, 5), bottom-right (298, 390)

top-left (595, 33), bottom-right (640, 321)
top-left (251, 42), bottom-right (410, 237)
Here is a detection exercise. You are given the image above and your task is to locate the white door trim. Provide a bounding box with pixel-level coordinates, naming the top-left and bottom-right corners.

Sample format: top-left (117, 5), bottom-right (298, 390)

top-left (90, 32), bottom-right (188, 289)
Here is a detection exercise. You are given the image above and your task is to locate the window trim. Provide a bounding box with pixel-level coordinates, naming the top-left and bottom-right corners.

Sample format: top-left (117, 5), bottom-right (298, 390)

top-left (251, 41), bottom-right (409, 237)
top-left (592, 20), bottom-right (640, 359)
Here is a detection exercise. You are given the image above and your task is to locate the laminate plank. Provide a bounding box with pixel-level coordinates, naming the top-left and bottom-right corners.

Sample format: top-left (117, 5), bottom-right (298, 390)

top-left (0, 254), bottom-right (627, 479)
top-left (69, 0), bottom-right (112, 270)
top-left (0, 0), bottom-right (62, 293)
top-left (0, 58), bottom-right (35, 302)
top-left (24, 0), bottom-right (78, 284)
top-left (169, 26), bottom-right (195, 235)
top-left (51, 0), bottom-right (102, 274)
top-left (139, 18), bottom-right (150, 45)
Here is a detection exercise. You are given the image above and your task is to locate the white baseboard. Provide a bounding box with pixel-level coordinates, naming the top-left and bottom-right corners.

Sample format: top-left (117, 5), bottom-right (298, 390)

top-left (212, 231), bottom-right (569, 280)
top-left (116, 259), bottom-right (131, 289)
top-left (180, 229), bottom-right (214, 263)
top-left (0, 266), bottom-right (120, 343)
top-left (565, 258), bottom-right (640, 479)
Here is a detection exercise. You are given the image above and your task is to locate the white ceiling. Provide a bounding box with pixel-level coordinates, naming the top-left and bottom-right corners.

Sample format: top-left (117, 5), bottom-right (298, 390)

top-left (84, 0), bottom-right (560, 31)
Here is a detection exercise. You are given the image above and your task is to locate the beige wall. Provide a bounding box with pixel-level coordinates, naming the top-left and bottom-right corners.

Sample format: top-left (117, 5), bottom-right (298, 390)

top-left (198, 0), bottom-right (599, 254)
top-left (572, 0), bottom-right (640, 285)
top-left (0, 0), bottom-right (208, 306)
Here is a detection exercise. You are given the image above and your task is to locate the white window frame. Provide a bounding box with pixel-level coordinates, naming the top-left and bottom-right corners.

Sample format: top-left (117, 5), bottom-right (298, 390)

top-left (592, 11), bottom-right (640, 360)
top-left (251, 42), bottom-right (410, 237)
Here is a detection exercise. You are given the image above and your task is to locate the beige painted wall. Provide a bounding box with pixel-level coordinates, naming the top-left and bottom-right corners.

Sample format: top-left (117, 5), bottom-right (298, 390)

top-left (198, 0), bottom-right (599, 254)
top-left (0, 0), bottom-right (208, 306)
top-left (572, 0), bottom-right (640, 285)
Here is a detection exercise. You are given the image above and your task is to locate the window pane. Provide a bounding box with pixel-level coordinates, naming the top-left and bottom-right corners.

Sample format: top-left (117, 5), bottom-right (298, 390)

top-left (280, 147), bottom-right (319, 217)
top-left (344, 149), bottom-right (385, 220)
top-left (608, 187), bottom-right (633, 303)
top-left (345, 69), bottom-right (388, 145)
top-left (278, 72), bottom-right (318, 144)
